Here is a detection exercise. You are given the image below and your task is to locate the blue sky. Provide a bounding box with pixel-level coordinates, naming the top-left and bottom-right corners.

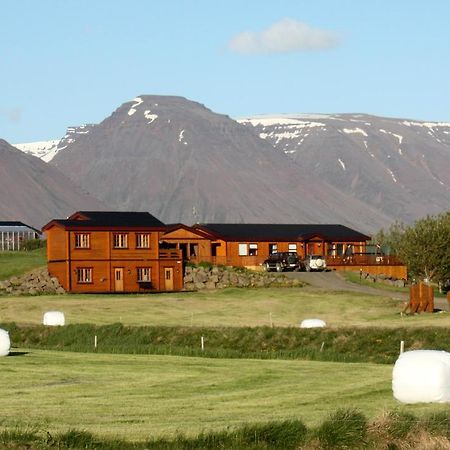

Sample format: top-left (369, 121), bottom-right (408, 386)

top-left (2, 0), bottom-right (449, 143)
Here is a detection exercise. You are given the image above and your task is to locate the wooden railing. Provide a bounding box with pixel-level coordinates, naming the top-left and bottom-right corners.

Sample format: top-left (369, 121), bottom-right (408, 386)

top-left (181, 253), bottom-right (404, 268)
top-left (326, 254), bottom-right (403, 266)
top-left (159, 249), bottom-right (182, 259)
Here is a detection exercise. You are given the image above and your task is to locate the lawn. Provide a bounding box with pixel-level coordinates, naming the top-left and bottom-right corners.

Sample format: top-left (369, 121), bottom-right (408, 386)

top-left (1, 349), bottom-right (447, 441)
top-left (0, 247), bottom-right (46, 280)
top-left (2, 287), bottom-right (450, 328)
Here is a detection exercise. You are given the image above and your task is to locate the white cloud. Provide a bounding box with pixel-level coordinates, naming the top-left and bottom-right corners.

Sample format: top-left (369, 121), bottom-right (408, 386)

top-left (228, 18), bottom-right (340, 55)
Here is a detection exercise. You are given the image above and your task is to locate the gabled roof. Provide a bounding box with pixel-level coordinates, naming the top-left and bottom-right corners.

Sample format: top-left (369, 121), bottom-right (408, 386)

top-left (193, 223), bottom-right (370, 242)
top-left (42, 211), bottom-right (165, 231)
top-left (163, 223), bottom-right (217, 239)
top-left (0, 221), bottom-right (41, 234)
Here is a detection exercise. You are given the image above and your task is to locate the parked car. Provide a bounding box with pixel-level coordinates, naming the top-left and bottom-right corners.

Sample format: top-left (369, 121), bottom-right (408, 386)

top-left (262, 252), bottom-right (305, 272)
top-left (304, 254), bottom-right (327, 271)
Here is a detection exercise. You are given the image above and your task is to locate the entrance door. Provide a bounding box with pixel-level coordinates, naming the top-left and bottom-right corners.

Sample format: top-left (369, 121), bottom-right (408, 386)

top-left (114, 268), bottom-right (124, 292)
top-left (164, 268), bottom-right (174, 291)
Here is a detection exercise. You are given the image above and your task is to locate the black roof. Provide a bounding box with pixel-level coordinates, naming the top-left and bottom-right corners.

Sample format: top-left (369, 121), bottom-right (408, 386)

top-left (0, 221), bottom-right (41, 233)
top-left (46, 211), bottom-right (165, 229)
top-left (195, 223), bottom-right (370, 242)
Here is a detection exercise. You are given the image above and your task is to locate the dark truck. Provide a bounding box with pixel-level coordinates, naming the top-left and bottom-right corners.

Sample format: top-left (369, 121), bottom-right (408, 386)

top-left (262, 252), bottom-right (304, 272)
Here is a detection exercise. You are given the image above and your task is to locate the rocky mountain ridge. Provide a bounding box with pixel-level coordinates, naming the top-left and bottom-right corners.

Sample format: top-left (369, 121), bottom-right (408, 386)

top-left (7, 96), bottom-right (450, 233)
top-left (0, 139), bottom-right (104, 228)
top-left (47, 95), bottom-right (394, 232)
top-left (238, 113), bottom-right (450, 224)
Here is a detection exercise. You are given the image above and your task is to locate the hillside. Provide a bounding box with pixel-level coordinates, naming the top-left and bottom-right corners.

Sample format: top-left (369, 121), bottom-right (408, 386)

top-left (239, 114), bottom-right (450, 224)
top-left (0, 139), bottom-right (104, 228)
top-left (48, 95), bottom-right (392, 232)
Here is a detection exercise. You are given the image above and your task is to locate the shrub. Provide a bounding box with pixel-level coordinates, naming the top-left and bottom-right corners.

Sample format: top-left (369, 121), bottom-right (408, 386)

top-left (197, 261), bottom-right (213, 269)
top-left (21, 238), bottom-right (45, 251)
top-left (239, 420), bottom-right (308, 449)
top-left (420, 411), bottom-right (450, 439)
top-left (316, 408), bottom-right (367, 449)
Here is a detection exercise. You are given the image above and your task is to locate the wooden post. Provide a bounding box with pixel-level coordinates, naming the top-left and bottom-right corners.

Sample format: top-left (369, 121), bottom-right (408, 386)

top-left (425, 284), bottom-right (434, 312)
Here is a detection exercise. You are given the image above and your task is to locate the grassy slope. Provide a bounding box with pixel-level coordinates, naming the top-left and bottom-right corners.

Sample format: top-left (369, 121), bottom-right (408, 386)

top-left (2, 349), bottom-right (447, 440)
top-left (2, 287), bottom-right (450, 328)
top-left (0, 247), bottom-right (46, 280)
top-left (1, 253), bottom-right (449, 443)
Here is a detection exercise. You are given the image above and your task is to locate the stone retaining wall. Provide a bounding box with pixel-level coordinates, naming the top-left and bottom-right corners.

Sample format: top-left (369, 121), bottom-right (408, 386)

top-left (184, 265), bottom-right (303, 290)
top-left (360, 271), bottom-right (407, 287)
top-left (0, 267), bottom-right (65, 295)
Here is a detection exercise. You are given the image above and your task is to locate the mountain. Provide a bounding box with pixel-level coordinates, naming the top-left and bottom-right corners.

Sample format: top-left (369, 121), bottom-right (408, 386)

top-left (0, 139), bottom-right (104, 229)
top-left (13, 139), bottom-right (60, 162)
top-left (48, 95), bottom-right (392, 233)
top-left (238, 114), bottom-right (450, 224)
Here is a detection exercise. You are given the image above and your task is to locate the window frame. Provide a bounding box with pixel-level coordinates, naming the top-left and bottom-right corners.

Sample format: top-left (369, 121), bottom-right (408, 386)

top-left (74, 233), bottom-right (90, 249)
top-left (135, 233), bottom-right (151, 249)
top-left (137, 267), bottom-right (151, 282)
top-left (248, 243), bottom-right (258, 256)
top-left (76, 267), bottom-right (93, 284)
top-left (238, 243), bottom-right (248, 256)
top-left (288, 243), bottom-right (297, 252)
top-left (113, 233), bottom-right (128, 249)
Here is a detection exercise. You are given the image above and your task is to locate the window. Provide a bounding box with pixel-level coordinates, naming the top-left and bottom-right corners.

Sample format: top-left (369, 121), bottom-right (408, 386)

top-left (75, 233), bottom-right (90, 248)
top-left (113, 233), bottom-right (128, 248)
top-left (136, 233), bottom-right (150, 248)
top-left (269, 243), bottom-right (278, 254)
top-left (137, 267), bottom-right (151, 282)
top-left (248, 243), bottom-right (258, 256)
top-left (238, 243), bottom-right (248, 256)
top-left (288, 243), bottom-right (297, 252)
top-left (76, 268), bottom-right (92, 283)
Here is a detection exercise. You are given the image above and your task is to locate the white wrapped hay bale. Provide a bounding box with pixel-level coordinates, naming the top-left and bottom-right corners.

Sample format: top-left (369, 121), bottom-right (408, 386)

top-left (43, 311), bottom-right (65, 326)
top-left (300, 319), bottom-right (326, 328)
top-left (0, 329), bottom-right (11, 356)
top-left (392, 350), bottom-right (450, 403)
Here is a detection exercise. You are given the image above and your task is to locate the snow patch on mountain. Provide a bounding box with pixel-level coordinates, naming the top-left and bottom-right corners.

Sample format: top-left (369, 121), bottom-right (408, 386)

top-left (128, 97), bottom-right (144, 116)
top-left (402, 120), bottom-right (450, 128)
top-left (144, 110), bottom-right (158, 124)
top-left (379, 129), bottom-right (403, 144)
top-left (238, 115), bottom-right (325, 128)
top-left (342, 128), bottom-right (368, 137)
top-left (13, 140), bottom-right (60, 162)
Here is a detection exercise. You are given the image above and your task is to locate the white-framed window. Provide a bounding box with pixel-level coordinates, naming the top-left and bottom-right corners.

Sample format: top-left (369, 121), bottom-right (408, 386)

top-left (137, 267), bottom-right (151, 282)
top-left (269, 243), bottom-right (278, 254)
top-left (136, 233), bottom-right (150, 248)
top-left (248, 243), bottom-right (258, 256)
top-left (113, 233), bottom-right (128, 249)
top-left (288, 243), bottom-right (297, 252)
top-left (238, 243), bottom-right (248, 256)
top-left (75, 233), bottom-right (90, 248)
top-left (76, 267), bottom-right (92, 283)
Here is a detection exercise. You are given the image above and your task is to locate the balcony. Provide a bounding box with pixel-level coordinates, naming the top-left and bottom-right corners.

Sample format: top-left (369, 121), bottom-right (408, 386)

top-left (159, 249), bottom-right (182, 259)
top-left (326, 253), bottom-right (403, 266)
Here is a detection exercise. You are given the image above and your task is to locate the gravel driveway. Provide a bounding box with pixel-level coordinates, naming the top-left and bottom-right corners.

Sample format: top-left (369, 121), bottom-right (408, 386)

top-left (283, 270), bottom-right (449, 311)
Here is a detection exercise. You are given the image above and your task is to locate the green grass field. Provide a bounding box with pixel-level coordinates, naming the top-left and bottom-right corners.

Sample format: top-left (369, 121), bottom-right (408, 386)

top-left (0, 247), bottom-right (46, 280)
top-left (1, 348), bottom-right (448, 441)
top-left (1, 252), bottom-right (450, 446)
top-left (2, 287), bottom-right (450, 329)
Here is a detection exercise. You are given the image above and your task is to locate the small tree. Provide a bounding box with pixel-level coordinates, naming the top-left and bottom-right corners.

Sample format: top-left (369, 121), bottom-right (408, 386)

top-left (375, 212), bottom-right (450, 285)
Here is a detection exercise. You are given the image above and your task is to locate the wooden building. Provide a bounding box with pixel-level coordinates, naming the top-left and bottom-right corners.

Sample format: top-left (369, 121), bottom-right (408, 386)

top-left (0, 221), bottom-right (41, 251)
top-left (162, 223), bottom-right (407, 279)
top-left (42, 211), bottom-right (183, 293)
